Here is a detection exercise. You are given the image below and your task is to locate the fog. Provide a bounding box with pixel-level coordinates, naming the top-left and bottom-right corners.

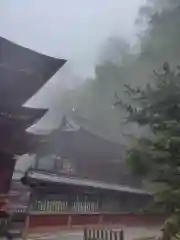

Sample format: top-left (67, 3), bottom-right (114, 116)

top-left (0, 0), bottom-right (145, 107)
top-left (0, 0), bottom-right (148, 170)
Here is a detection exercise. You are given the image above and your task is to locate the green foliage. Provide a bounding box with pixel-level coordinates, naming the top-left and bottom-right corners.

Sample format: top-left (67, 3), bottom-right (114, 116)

top-left (117, 64), bottom-right (180, 239)
top-left (126, 148), bottom-right (152, 176)
top-left (57, 0), bottom-right (180, 145)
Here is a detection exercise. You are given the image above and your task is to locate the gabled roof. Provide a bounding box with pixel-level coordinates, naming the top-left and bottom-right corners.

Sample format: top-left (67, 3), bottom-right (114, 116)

top-left (38, 115), bottom-right (126, 160)
top-left (0, 36), bottom-right (66, 108)
top-left (60, 127), bottom-right (125, 160)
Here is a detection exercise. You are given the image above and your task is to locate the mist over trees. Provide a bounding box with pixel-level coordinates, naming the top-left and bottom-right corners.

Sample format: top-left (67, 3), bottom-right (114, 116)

top-left (114, 1), bottom-right (180, 239)
top-left (56, 0), bottom-right (180, 145)
top-left (56, 0), bottom-right (180, 142)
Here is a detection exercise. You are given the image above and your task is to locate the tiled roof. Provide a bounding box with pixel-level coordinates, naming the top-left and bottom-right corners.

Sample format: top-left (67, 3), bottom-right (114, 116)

top-left (27, 169), bottom-right (150, 195)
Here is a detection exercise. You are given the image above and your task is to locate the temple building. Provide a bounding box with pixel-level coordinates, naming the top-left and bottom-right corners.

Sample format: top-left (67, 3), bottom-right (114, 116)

top-left (34, 115), bottom-right (141, 187)
top-left (24, 168), bottom-right (150, 214)
top-left (16, 116), bottom-right (153, 230)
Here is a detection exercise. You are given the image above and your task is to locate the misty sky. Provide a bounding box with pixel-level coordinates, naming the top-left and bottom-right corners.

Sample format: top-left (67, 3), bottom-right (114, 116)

top-left (0, 0), bottom-right (146, 128)
top-left (0, 0), bottom-right (145, 76)
top-left (0, 0), bottom-right (147, 170)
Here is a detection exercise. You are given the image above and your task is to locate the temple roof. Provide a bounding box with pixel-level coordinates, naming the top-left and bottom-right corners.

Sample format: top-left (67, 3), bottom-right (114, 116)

top-left (0, 107), bottom-right (48, 154)
top-left (37, 115), bottom-right (126, 161)
top-left (24, 168), bottom-right (150, 196)
top-left (0, 36), bottom-right (66, 108)
top-left (0, 107), bottom-right (48, 132)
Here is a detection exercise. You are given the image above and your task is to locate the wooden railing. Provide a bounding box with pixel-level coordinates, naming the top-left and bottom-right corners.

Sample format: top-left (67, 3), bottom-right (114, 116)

top-left (30, 199), bottom-right (142, 214)
top-left (84, 227), bottom-right (124, 240)
top-left (31, 199), bottom-right (99, 213)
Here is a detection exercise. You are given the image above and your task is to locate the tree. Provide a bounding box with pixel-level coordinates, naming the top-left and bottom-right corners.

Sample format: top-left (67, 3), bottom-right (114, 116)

top-left (55, 0), bottom-right (180, 145)
top-left (139, 0), bottom-right (180, 67)
top-left (116, 63), bottom-right (180, 240)
top-left (99, 36), bottom-right (130, 65)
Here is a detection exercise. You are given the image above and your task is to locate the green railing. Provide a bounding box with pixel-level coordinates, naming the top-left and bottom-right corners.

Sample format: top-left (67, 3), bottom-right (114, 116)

top-left (30, 199), bottom-right (142, 214)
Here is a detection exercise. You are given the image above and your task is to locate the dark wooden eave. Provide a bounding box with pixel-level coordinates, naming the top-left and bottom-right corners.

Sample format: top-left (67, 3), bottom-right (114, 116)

top-left (22, 168), bottom-right (150, 196)
top-left (0, 107), bottom-right (48, 153)
top-left (0, 107), bottom-right (48, 132)
top-left (0, 36), bottom-right (66, 108)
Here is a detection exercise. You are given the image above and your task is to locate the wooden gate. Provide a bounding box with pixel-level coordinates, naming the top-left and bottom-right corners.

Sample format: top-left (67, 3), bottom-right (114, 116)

top-left (84, 227), bottom-right (124, 240)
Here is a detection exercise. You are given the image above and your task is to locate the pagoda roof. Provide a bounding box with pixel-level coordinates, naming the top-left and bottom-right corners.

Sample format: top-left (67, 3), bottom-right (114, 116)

top-left (0, 36), bottom-right (66, 108)
top-left (14, 131), bottom-right (49, 155)
top-left (0, 107), bottom-right (48, 154)
top-left (0, 107), bottom-right (48, 132)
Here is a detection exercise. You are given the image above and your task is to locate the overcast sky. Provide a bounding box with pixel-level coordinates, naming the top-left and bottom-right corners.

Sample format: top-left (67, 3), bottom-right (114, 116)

top-left (0, 0), bottom-right (146, 128)
top-left (0, 0), bottom-right (145, 76)
top-left (0, 0), bottom-right (147, 169)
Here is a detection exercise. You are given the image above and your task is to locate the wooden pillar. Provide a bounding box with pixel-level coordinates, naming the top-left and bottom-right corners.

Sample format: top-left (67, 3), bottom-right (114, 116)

top-left (99, 214), bottom-right (103, 225)
top-left (68, 215), bottom-right (72, 228)
top-left (22, 191), bottom-right (33, 240)
top-left (0, 153), bottom-right (16, 195)
top-left (22, 214), bottom-right (29, 240)
top-left (34, 154), bottom-right (39, 169)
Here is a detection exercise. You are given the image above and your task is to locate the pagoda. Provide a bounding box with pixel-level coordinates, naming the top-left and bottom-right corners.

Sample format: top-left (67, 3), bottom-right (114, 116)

top-left (0, 36), bottom-right (66, 215)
